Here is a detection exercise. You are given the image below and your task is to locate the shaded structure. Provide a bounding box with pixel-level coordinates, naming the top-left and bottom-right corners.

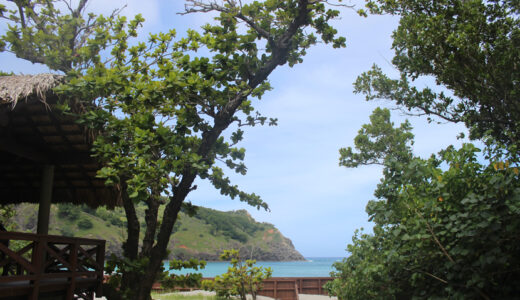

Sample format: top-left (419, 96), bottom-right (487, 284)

top-left (0, 74), bottom-right (117, 299)
top-left (0, 74), bottom-right (119, 211)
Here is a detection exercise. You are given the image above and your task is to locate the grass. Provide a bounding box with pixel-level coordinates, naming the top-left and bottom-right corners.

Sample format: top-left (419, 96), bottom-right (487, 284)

top-left (151, 292), bottom-right (219, 300)
top-left (13, 203), bottom-right (288, 260)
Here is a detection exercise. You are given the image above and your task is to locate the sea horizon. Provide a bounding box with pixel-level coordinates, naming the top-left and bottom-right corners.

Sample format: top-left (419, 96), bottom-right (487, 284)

top-left (167, 257), bottom-right (343, 277)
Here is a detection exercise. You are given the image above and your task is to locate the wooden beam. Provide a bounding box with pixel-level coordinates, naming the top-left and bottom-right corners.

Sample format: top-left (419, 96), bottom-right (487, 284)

top-left (0, 138), bottom-right (95, 164)
top-left (52, 151), bottom-right (96, 165)
top-left (37, 165), bottom-right (54, 235)
top-left (0, 138), bottom-right (49, 163)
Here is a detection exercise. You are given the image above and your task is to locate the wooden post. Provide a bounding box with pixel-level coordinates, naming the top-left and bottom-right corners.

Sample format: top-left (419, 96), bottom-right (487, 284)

top-left (96, 240), bottom-right (106, 297)
top-left (30, 236), bottom-right (45, 300)
top-left (37, 165), bottom-right (54, 235)
top-left (67, 240), bottom-right (78, 299)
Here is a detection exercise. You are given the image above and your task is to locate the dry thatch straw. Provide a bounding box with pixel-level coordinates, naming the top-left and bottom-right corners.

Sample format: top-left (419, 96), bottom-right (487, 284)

top-left (0, 74), bottom-right (64, 109)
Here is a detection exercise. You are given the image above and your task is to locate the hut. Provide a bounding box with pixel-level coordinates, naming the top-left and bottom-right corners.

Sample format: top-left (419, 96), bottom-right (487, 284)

top-left (0, 74), bottom-right (117, 300)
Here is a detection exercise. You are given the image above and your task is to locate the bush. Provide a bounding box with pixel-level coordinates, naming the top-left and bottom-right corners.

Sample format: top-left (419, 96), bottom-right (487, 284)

top-left (202, 249), bottom-right (271, 300)
top-left (57, 203), bottom-right (81, 220)
top-left (77, 217), bottom-right (93, 230)
top-left (327, 145), bottom-right (520, 299)
top-left (60, 227), bottom-right (74, 237)
top-left (109, 215), bottom-right (124, 226)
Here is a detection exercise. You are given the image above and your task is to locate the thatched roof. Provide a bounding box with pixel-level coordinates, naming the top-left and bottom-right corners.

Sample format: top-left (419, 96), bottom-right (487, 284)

top-left (0, 73), bottom-right (64, 107)
top-left (0, 74), bottom-right (119, 208)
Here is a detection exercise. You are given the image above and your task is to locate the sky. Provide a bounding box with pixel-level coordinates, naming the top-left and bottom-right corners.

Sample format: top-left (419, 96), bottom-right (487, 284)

top-left (0, 0), bottom-right (469, 257)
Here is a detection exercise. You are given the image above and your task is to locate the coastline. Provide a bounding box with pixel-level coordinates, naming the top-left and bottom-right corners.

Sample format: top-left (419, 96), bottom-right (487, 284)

top-left (166, 257), bottom-right (340, 277)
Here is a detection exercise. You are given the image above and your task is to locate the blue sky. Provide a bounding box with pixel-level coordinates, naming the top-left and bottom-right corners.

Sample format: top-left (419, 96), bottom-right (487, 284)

top-left (0, 0), bottom-right (469, 257)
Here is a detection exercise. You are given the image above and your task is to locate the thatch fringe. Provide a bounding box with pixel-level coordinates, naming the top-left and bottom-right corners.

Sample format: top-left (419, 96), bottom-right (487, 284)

top-left (0, 74), bottom-right (64, 108)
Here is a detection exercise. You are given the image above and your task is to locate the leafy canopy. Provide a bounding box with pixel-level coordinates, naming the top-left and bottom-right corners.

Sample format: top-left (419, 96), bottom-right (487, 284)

top-left (59, 0), bottom-right (348, 211)
top-left (328, 109), bottom-right (520, 299)
top-left (329, 1), bottom-right (520, 298)
top-left (51, 0), bottom-right (347, 298)
top-left (0, 0), bottom-right (124, 74)
top-left (1, 1), bottom-right (349, 298)
top-left (339, 107), bottom-right (414, 167)
top-left (355, 0), bottom-right (520, 149)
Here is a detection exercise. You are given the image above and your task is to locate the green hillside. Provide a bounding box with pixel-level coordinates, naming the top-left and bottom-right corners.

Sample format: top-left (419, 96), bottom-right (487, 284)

top-left (9, 203), bottom-right (304, 261)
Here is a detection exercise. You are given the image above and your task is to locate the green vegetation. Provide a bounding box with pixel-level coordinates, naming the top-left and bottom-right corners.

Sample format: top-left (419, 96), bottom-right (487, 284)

top-left (57, 204), bottom-right (81, 221)
top-left (77, 217), bottom-right (94, 230)
top-left (327, 1), bottom-right (520, 299)
top-left (1, 1), bottom-right (346, 298)
top-left (0, 205), bottom-right (16, 230)
top-left (202, 249), bottom-right (272, 300)
top-left (194, 209), bottom-right (266, 243)
top-left (160, 259), bottom-right (207, 290)
top-left (11, 203), bottom-right (285, 260)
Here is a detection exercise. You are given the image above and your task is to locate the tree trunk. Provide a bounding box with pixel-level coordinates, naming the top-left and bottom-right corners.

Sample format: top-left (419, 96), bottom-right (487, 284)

top-left (141, 190), bottom-right (160, 257)
top-left (137, 175), bottom-right (190, 300)
top-left (120, 182), bottom-right (140, 259)
top-left (119, 182), bottom-right (141, 297)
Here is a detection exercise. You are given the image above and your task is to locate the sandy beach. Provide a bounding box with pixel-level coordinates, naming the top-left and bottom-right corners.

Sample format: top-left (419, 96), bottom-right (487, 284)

top-left (146, 290), bottom-right (338, 300)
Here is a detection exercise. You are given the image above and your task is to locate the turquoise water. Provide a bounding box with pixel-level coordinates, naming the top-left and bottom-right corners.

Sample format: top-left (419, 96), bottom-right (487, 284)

top-left (167, 257), bottom-right (342, 277)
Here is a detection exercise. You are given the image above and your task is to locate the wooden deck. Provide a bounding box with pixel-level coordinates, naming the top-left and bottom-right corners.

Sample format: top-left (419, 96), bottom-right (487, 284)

top-left (0, 231), bottom-right (105, 300)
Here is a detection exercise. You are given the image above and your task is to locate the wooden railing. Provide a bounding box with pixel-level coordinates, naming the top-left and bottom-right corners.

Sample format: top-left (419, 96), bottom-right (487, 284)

top-left (0, 231), bottom-right (105, 300)
top-left (295, 277), bottom-right (332, 296)
top-left (153, 277), bottom-right (334, 300)
top-left (257, 277), bottom-right (333, 300)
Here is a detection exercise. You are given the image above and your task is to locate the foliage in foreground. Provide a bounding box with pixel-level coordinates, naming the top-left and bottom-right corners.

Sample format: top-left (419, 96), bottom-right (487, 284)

top-left (327, 0), bottom-right (520, 299)
top-left (328, 136), bottom-right (520, 298)
top-left (202, 249), bottom-right (272, 300)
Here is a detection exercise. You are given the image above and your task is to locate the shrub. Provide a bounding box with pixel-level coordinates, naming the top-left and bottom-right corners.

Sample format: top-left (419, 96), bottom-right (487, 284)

top-left (77, 217), bottom-right (93, 230)
top-left (57, 203), bottom-right (81, 220)
top-left (202, 249), bottom-right (272, 300)
top-left (60, 227), bottom-right (74, 237)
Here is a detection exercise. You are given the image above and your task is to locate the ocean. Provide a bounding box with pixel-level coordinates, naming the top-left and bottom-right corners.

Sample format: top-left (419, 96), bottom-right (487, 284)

top-left (167, 257), bottom-right (342, 277)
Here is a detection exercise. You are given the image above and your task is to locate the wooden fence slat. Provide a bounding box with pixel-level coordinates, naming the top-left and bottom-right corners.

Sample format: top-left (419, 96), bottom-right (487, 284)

top-left (159, 277), bottom-right (333, 300)
top-left (0, 231), bottom-right (105, 300)
top-left (0, 242), bottom-right (36, 274)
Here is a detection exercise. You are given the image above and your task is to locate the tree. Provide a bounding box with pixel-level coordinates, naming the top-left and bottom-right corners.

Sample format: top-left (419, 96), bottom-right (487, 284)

top-left (0, 0), bottom-right (122, 74)
top-left (328, 109), bottom-right (520, 299)
top-left (328, 1), bottom-right (520, 297)
top-left (2, 1), bottom-right (351, 299)
top-left (202, 249), bottom-right (272, 300)
top-left (0, 205), bottom-right (16, 231)
top-left (339, 107), bottom-right (414, 168)
top-left (354, 0), bottom-right (520, 150)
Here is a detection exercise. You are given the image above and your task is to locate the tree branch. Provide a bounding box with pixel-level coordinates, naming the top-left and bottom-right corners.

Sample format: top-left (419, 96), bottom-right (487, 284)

top-left (414, 208), bottom-right (454, 263)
